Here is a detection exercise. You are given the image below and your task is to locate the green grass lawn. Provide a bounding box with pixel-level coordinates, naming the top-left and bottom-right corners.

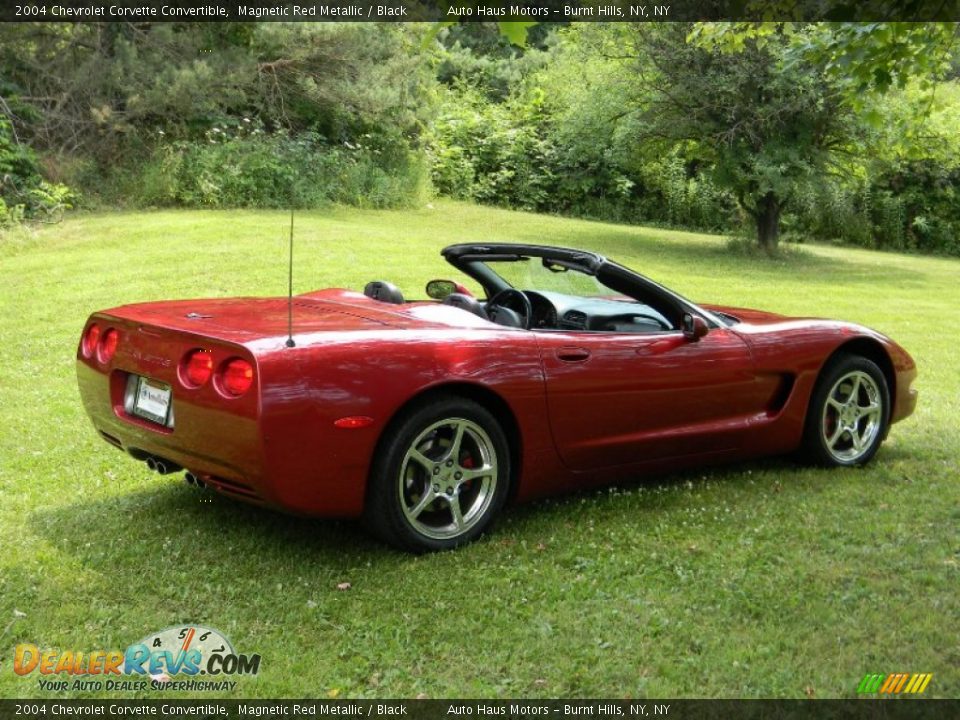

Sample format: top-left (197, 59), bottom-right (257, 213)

top-left (1, 201), bottom-right (957, 699)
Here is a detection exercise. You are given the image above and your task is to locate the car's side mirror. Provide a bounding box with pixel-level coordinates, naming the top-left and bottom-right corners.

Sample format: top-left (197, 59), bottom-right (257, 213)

top-left (426, 279), bottom-right (458, 300)
top-left (682, 312), bottom-right (710, 341)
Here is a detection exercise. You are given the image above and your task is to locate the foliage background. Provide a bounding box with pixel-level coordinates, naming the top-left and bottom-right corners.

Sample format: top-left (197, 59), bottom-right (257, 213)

top-left (1, 20), bottom-right (959, 252)
top-left (2, 21), bottom-right (959, 699)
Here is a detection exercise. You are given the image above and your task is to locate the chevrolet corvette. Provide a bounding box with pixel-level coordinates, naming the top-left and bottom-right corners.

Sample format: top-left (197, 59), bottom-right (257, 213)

top-left (76, 243), bottom-right (917, 551)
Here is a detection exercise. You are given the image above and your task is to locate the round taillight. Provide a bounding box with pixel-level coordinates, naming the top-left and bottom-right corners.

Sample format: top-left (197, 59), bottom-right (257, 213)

top-left (82, 324), bottom-right (101, 358)
top-left (219, 358), bottom-right (254, 397)
top-left (182, 349), bottom-right (214, 387)
top-left (98, 328), bottom-right (119, 363)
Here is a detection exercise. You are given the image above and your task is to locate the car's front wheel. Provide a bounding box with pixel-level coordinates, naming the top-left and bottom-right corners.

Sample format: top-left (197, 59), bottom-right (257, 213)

top-left (364, 397), bottom-right (510, 552)
top-left (801, 354), bottom-right (890, 466)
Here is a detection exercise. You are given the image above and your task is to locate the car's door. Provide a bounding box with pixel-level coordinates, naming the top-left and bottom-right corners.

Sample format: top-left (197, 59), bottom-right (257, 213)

top-left (536, 325), bottom-right (765, 471)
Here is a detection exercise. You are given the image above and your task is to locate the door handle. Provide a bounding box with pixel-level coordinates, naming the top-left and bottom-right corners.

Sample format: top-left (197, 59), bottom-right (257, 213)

top-left (556, 347), bottom-right (591, 362)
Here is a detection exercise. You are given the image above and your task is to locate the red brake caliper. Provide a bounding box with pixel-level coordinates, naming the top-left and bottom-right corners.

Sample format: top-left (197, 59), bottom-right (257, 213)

top-left (461, 455), bottom-right (474, 490)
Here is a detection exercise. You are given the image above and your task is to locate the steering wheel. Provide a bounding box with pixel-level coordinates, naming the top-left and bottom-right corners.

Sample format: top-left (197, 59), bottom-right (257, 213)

top-left (607, 312), bottom-right (672, 332)
top-left (637, 314), bottom-right (673, 331)
top-left (486, 288), bottom-right (533, 330)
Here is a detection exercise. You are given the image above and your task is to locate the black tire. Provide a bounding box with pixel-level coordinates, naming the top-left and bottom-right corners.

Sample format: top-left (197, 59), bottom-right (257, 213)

top-left (801, 354), bottom-right (890, 467)
top-left (363, 396), bottom-right (511, 552)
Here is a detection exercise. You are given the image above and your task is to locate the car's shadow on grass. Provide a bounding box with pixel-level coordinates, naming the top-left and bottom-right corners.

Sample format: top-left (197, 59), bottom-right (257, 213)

top-left (496, 450), bottom-right (903, 543)
top-left (31, 462), bottom-right (755, 573)
top-left (33, 478), bottom-right (387, 573)
top-left (32, 452), bottom-right (882, 579)
top-left (505, 455), bottom-right (795, 519)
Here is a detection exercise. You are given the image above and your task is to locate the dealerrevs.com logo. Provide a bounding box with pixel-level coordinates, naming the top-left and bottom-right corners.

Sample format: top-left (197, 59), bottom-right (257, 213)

top-left (14, 625), bottom-right (261, 692)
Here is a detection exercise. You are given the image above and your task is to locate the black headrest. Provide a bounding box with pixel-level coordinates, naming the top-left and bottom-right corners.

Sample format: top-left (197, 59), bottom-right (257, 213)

top-left (363, 281), bottom-right (405, 305)
top-left (442, 292), bottom-right (489, 320)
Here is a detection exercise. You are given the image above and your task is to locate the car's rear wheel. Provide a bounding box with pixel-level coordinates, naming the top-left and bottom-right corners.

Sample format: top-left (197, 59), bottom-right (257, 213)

top-left (364, 397), bottom-right (510, 552)
top-left (801, 354), bottom-right (890, 467)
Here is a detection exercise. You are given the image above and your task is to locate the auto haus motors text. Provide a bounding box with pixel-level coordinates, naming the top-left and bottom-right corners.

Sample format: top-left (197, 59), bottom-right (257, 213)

top-left (13, 642), bottom-right (260, 691)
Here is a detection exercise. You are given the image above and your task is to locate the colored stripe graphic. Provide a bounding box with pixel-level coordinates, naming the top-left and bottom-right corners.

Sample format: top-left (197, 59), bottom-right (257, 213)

top-left (904, 674), bottom-right (921, 693)
top-left (861, 673), bottom-right (933, 694)
top-left (879, 674), bottom-right (899, 693)
top-left (893, 674), bottom-right (909, 693)
top-left (857, 674), bottom-right (885, 693)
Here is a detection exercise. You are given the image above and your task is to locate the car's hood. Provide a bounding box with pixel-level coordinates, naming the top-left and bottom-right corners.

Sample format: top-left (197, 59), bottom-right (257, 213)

top-left (700, 303), bottom-right (793, 325)
top-left (702, 300), bottom-right (904, 352)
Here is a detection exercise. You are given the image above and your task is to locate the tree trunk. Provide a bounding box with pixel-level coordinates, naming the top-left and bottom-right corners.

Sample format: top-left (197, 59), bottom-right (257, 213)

top-left (755, 191), bottom-right (782, 252)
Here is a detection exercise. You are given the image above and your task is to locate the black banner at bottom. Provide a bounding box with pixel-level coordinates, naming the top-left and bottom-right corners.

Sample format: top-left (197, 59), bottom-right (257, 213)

top-left (0, 700), bottom-right (957, 720)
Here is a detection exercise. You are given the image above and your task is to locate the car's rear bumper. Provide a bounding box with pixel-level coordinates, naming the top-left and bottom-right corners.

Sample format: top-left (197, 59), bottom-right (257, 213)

top-left (77, 359), bottom-right (271, 504)
top-left (77, 356), bottom-right (375, 517)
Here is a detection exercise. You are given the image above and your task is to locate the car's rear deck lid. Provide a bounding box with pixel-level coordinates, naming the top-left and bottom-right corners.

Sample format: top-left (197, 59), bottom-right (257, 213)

top-left (102, 296), bottom-right (395, 343)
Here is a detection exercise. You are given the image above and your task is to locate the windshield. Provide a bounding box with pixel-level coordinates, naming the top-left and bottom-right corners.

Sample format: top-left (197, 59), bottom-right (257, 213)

top-left (441, 243), bottom-right (725, 332)
top-left (481, 257), bottom-right (615, 299)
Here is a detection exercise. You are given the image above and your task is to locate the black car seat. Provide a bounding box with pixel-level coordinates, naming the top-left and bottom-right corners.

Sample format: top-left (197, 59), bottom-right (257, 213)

top-left (363, 280), bottom-right (405, 305)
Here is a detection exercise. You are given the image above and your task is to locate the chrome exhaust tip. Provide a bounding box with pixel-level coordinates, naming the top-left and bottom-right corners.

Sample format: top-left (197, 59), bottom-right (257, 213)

top-left (146, 457), bottom-right (158, 472)
top-left (152, 457), bottom-right (182, 475)
top-left (184, 472), bottom-right (207, 489)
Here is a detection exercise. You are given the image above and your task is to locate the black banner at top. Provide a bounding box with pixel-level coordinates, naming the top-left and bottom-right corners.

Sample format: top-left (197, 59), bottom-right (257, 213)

top-left (1, 0), bottom-right (959, 22)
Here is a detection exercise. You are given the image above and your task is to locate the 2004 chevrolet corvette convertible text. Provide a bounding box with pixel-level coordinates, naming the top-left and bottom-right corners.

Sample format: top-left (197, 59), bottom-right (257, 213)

top-left (77, 243), bottom-right (917, 551)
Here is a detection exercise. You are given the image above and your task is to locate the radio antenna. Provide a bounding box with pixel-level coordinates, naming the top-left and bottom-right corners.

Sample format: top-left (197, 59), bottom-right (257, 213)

top-left (285, 208), bottom-right (296, 348)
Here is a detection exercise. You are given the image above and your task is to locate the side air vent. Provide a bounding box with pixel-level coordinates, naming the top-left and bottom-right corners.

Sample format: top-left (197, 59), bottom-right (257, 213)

top-left (561, 310), bottom-right (587, 330)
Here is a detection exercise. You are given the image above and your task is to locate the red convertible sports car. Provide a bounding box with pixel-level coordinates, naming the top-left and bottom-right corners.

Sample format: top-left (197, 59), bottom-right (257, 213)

top-left (77, 243), bottom-right (917, 551)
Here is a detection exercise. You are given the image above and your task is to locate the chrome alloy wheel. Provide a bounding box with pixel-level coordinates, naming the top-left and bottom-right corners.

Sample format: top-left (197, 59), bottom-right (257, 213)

top-left (820, 370), bottom-right (884, 463)
top-left (398, 418), bottom-right (498, 540)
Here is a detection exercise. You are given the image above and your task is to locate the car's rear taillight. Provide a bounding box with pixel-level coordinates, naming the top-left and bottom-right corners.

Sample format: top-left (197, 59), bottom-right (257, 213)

top-left (82, 324), bottom-right (100, 358)
top-left (219, 358), bottom-right (254, 397)
top-left (181, 349), bottom-right (214, 387)
top-left (98, 328), bottom-right (119, 363)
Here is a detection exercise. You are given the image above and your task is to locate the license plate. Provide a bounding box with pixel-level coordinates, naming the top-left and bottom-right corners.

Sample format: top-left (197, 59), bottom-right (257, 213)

top-left (132, 377), bottom-right (172, 425)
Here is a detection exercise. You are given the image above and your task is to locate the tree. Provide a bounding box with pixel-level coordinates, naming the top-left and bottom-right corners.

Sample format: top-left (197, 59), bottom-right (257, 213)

top-left (691, 22), bottom-right (958, 101)
top-left (0, 23), bottom-right (431, 163)
top-left (602, 24), bottom-right (862, 251)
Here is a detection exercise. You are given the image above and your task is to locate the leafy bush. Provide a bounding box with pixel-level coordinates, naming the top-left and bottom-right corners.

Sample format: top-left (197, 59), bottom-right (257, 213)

top-left (1, 23), bottom-right (433, 216)
top-left (787, 161), bottom-right (960, 255)
top-left (435, 24), bottom-right (552, 103)
top-left (428, 85), bottom-right (737, 231)
top-left (428, 88), bottom-right (553, 211)
top-left (871, 161), bottom-right (960, 255)
top-left (0, 116), bottom-right (76, 227)
top-left (134, 125), bottom-right (429, 210)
